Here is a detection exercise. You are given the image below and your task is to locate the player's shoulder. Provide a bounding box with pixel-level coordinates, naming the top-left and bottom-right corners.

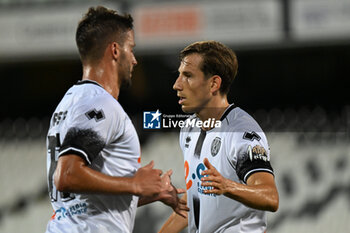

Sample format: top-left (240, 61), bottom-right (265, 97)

top-left (70, 80), bottom-right (104, 95)
top-left (55, 80), bottom-right (127, 126)
top-left (222, 106), bottom-right (270, 151)
top-left (222, 105), bottom-right (263, 133)
top-left (71, 80), bottom-right (110, 99)
top-left (71, 80), bottom-right (122, 110)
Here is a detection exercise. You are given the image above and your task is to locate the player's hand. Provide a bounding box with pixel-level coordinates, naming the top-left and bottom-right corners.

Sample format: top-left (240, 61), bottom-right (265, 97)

top-left (158, 169), bottom-right (189, 218)
top-left (201, 158), bottom-right (230, 195)
top-left (133, 161), bottom-right (163, 197)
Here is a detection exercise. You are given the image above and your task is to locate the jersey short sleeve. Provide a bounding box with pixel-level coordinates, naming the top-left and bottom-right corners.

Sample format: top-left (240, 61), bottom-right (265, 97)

top-left (230, 131), bottom-right (274, 183)
top-left (58, 94), bottom-right (124, 164)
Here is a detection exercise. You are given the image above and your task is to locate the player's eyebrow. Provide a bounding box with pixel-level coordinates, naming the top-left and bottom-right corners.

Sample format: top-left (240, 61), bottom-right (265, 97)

top-left (181, 71), bottom-right (193, 77)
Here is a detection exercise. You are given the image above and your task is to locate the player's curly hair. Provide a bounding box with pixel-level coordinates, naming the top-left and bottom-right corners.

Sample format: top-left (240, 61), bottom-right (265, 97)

top-left (76, 6), bottom-right (133, 63)
top-left (180, 41), bottom-right (238, 95)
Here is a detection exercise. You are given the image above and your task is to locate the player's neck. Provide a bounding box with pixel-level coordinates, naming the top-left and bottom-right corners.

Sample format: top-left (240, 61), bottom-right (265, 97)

top-left (82, 63), bottom-right (121, 100)
top-left (196, 96), bottom-right (229, 130)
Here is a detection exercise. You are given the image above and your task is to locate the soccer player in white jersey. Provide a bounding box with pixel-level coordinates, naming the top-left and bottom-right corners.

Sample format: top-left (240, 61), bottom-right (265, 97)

top-left (46, 6), bottom-right (188, 233)
top-left (159, 41), bottom-right (279, 233)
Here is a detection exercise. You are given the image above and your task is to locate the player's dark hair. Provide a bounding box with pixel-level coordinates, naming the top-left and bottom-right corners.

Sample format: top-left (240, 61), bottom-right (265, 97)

top-left (180, 41), bottom-right (238, 95)
top-left (76, 6), bottom-right (133, 63)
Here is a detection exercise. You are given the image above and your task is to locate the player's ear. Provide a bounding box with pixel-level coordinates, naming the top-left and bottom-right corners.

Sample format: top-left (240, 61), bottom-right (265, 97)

top-left (110, 42), bottom-right (121, 60)
top-left (210, 75), bottom-right (222, 95)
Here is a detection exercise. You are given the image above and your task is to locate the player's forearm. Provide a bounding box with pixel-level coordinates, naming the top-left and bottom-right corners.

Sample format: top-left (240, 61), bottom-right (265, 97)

top-left (158, 211), bottom-right (188, 233)
top-left (201, 161), bottom-right (279, 212)
top-left (57, 167), bottom-right (136, 194)
top-left (223, 180), bottom-right (279, 212)
top-left (55, 155), bottom-right (137, 195)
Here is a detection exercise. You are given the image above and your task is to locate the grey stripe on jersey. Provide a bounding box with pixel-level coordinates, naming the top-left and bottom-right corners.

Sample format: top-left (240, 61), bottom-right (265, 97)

top-left (194, 129), bottom-right (206, 158)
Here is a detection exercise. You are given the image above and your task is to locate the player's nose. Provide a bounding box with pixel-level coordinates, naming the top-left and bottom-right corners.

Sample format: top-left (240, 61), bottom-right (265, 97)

top-left (132, 54), bottom-right (137, 66)
top-left (173, 76), bottom-right (182, 91)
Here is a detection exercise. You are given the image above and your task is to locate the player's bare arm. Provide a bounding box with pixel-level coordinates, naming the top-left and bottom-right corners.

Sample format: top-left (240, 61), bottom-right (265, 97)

top-left (158, 193), bottom-right (188, 233)
top-left (55, 154), bottom-right (163, 197)
top-left (138, 169), bottom-right (189, 217)
top-left (201, 158), bottom-right (279, 212)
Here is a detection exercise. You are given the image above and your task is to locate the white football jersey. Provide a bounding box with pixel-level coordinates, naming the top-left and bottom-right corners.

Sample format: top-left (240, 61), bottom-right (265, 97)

top-left (46, 80), bottom-right (141, 233)
top-left (180, 104), bottom-right (274, 233)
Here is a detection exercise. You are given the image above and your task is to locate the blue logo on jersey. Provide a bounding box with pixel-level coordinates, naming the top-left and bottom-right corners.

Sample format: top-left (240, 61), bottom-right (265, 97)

top-left (185, 161), bottom-right (216, 197)
top-left (54, 202), bottom-right (87, 220)
top-left (143, 110), bottom-right (162, 129)
top-left (195, 163), bottom-right (216, 197)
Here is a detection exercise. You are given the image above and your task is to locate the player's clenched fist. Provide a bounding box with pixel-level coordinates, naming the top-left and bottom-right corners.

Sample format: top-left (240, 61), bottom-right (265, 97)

top-left (132, 160), bottom-right (163, 197)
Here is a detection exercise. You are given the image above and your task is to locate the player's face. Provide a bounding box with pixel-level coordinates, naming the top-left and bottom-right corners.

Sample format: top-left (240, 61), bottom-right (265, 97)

top-left (118, 30), bottom-right (137, 87)
top-left (173, 53), bottom-right (212, 113)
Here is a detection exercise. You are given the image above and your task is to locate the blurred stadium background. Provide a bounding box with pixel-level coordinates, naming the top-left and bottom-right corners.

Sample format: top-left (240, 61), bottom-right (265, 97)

top-left (0, 0), bottom-right (350, 232)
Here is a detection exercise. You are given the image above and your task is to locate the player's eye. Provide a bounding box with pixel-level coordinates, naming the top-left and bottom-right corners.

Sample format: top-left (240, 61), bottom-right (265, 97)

top-left (181, 71), bottom-right (190, 77)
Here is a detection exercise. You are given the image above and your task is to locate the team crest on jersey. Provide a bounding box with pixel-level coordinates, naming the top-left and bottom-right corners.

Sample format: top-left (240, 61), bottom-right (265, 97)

top-left (211, 137), bottom-right (221, 156)
top-left (248, 145), bottom-right (269, 162)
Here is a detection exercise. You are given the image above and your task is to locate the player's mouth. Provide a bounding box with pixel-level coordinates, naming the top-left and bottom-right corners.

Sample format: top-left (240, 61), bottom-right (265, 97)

top-left (178, 96), bottom-right (186, 105)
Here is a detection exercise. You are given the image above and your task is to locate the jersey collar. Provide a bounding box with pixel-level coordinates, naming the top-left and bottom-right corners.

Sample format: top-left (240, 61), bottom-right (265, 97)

top-left (76, 80), bottom-right (103, 88)
top-left (220, 104), bottom-right (236, 121)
